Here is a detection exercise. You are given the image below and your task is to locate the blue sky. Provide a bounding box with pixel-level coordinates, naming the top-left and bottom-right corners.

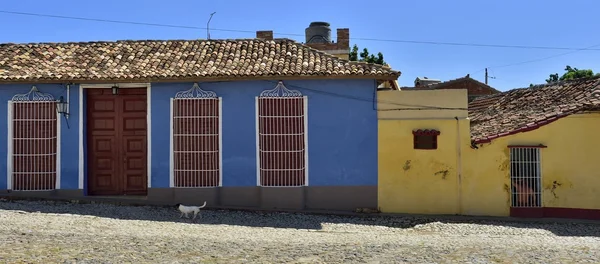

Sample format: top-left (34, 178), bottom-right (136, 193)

top-left (2, 0), bottom-right (599, 91)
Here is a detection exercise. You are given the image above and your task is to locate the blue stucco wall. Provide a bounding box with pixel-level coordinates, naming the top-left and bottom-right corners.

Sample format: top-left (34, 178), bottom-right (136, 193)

top-left (0, 84), bottom-right (80, 190)
top-left (151, 79), bottom-right (379, 188)
top-left (0, 79), bottom-right (378, 191)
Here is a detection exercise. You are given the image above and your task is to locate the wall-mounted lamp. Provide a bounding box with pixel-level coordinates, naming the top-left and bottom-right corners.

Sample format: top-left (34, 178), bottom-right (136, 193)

top-left (112, 85), bottom-right (119, 95)
top-left (56, 96), bottom-right (69, 119)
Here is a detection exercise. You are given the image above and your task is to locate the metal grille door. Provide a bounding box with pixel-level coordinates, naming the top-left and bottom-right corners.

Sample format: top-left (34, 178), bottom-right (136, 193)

top-left (510, 147), bottom-right (542, 207)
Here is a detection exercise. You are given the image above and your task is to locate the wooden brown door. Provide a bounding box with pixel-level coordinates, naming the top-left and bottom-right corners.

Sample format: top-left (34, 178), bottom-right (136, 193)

top-left (87, 88), bottom-right (148, 196)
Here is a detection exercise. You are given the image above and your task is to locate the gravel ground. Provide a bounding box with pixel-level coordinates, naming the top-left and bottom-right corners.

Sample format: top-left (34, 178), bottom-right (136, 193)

top-left (0, 200), bottom-right (599, 263)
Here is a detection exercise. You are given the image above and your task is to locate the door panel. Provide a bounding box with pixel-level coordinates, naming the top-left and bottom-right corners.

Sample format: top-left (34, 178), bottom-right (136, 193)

top-left (87, 90), bottom-right (120, 195)
top-left (87, 88), bottom-right (147, 196)
top-left (90, 136), bottom-right (118, 193)
top-left (120, 90), bottom-right (147, 194)
top-left (122, 135), bottom-right (147, 194)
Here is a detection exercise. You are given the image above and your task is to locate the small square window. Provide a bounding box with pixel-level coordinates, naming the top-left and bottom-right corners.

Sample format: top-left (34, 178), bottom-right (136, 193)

top-left (413, 129), bottom-right (440, 150)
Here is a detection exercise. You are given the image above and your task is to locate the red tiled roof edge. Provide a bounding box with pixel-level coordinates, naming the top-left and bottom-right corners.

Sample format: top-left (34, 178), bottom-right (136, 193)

top-left (471, 113), bottom-right (568, 144)
top-left (427, 76), bottom-right (501, 93)
top-left (470, 76), bottom-right (600, 144)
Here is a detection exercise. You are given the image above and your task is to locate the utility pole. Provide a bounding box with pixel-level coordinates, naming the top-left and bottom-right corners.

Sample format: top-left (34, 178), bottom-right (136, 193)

top-left (485, 68), bottom-right (488, 85)
top-left (207, 12), bottom-right (216, 40)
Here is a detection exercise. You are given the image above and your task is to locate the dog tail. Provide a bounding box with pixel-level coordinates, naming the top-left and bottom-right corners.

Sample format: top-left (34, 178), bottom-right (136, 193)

top-left (198, 201), bottom-right (207, 208)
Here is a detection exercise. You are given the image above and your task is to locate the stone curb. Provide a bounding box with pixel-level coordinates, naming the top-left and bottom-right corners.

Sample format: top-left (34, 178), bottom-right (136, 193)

top-left (1, 195), bottom-right (598, 225)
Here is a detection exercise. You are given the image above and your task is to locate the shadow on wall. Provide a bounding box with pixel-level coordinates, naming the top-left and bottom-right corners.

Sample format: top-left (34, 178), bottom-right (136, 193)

top-left (1, 200), bottom-right (599, 237)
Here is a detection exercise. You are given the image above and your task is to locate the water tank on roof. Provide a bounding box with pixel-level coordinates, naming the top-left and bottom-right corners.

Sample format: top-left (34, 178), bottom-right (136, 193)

top-left (305, 22), bottom-right (332, 44)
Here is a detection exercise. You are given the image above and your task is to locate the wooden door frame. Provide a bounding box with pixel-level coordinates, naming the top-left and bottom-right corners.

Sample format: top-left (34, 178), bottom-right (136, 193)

top-left (79, 83), bottom-right (152, 194)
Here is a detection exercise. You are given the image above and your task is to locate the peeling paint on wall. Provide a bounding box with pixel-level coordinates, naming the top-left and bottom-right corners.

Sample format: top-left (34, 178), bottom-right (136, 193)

top-left (503, 184), bottom-right (511, 204)
top-left (545, 180), bottom-right (563, 199)
top-left (498, 157), bottom-right (509, 174)
top-left (403, 160), bottom-right (411, 171)
top-left (434, 170), bottom-right (449, 180)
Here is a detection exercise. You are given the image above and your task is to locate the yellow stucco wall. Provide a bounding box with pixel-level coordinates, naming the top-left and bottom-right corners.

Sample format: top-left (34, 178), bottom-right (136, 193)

top-left (378, 89), bottom-right (467, 119)
top-left (379, 119), bottom-right (470, 214)
top-left (377, 89), bottom-right (470, 214)
top-left (378, 89), bottom-right (600, 217)
top-left (463, 113), bottom-right (600, 216)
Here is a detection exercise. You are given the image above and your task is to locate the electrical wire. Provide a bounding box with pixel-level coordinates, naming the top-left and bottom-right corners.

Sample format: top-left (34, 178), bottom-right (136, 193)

top-left (2, 10), bottom-right (600, 51)
top-left (471, 42), bottom-right (600, 75)
top-left (489, 43), bottom-right (600, 70)
top-left (5, 10), bottom-right (594, 95)
top-left (262, 80), bottom-right (469, 111)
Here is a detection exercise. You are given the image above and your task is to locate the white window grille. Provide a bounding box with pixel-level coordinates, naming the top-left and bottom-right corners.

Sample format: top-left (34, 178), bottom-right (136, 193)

top-left (170, 83), bottom-right (222, 188)
top-left (7, 86), bottom-right (60, 191)
top-left (256, 81), bottom-right (308, 187)
top-left (509, 147), bottom-right (542, 207)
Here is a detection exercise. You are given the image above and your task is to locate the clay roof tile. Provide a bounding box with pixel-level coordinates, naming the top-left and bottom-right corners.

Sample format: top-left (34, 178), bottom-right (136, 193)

top-left (0, 39), bottom-right (400, 83)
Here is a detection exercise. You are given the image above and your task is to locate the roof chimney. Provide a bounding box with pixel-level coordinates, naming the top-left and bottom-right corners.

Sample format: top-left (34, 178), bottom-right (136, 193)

top-left (337, 28), bottom-right (349, 50)
top-left (256, 30), bottom-right (273, 40)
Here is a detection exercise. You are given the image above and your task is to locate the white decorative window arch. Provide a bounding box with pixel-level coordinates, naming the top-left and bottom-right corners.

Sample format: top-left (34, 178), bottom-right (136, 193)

top-left (255, 81), bottom-right (308, 187)
top-left (169, 83), bottom-right (222, 188)
top-left (7, 86), bottom-right (61, 191)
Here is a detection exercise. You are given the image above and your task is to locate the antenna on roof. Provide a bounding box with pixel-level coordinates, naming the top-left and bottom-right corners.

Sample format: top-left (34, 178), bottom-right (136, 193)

top-left (207, 12), bottom-right (216, 40)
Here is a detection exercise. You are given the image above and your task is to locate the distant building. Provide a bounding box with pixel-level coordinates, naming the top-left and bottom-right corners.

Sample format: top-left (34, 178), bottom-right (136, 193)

top-left (256, 21), bottom-right (349, 60)
top-left (414, 77), bottom-right (442, 87)
top-left (403, 75), bottom-right (500, 102)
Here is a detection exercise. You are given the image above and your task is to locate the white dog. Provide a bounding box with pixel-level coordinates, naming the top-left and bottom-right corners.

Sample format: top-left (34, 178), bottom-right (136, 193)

top-left (175, 201), bottom-right (207, 220)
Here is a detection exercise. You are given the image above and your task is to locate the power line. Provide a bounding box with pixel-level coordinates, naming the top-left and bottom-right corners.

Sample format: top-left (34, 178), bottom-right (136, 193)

top-left (2, 10), bottom-right (600, 51)
top-left (489, 43), bottom-right (600, 70)
top-left (488, 68), bottom-right (497, 79)
top-left (471, 42), bottom-right (600, 75)
top-left (347, 37), bottom-right (600, 51)
top-left (262, 80), bottom-right (469, 110)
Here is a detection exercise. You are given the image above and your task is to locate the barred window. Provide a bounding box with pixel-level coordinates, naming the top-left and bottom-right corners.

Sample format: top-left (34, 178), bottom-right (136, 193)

top-left (257, 81), bottom-right (307, 187)
top-left (171, 84), bottom-right (221, 188)
top-left (9, 87), bottom-right (59, 191)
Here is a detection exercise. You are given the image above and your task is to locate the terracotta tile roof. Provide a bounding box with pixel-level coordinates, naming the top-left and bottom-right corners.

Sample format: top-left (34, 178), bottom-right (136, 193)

top-left (469, 76), bottom-right (600, 143)
top-left (401, 76), bottom-right (500, 95)
top-left (0, 39), bottom-right (400, 83)
top-left (426, 76), bottom-right (500, 93)
top-left (468, 92), bottom-right (504, 110)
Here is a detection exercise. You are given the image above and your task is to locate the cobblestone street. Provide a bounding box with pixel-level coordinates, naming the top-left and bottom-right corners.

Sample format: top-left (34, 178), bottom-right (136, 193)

top-left (1, 200), bottom-right (599, 263)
